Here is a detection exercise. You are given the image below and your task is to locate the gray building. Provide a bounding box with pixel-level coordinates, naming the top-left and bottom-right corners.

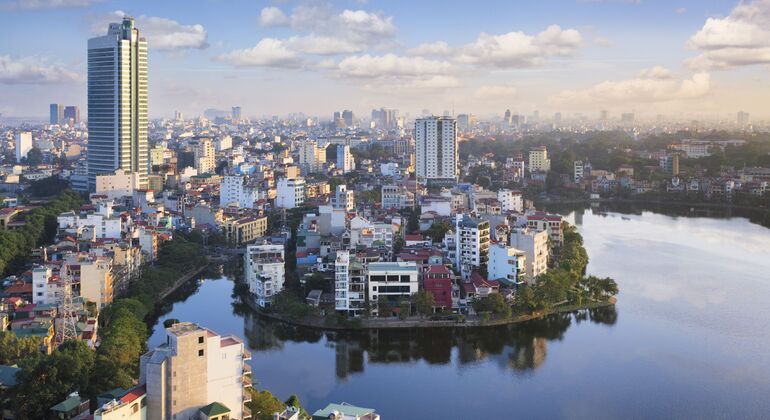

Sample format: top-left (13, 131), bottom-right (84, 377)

top-left (87, 16), bottom-right (148, 191)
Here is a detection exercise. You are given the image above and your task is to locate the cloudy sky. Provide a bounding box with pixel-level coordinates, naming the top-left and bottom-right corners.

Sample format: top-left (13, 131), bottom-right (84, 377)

top-left (1, 0), bottom-right (770, 120)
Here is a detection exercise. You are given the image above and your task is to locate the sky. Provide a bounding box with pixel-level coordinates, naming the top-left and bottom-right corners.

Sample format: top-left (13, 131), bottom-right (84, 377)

top-left (1, 0), bottom-right (770, 121)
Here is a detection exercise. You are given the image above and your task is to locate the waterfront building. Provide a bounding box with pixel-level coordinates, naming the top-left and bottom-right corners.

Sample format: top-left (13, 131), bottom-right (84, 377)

top-left (366, 262), bottom-right (419, 315)
top-left (244, 243), bottom-right (285, 307)
top-left (415, 116), bottom-right (458, 185)
top-left (529, 146), bottom-right (551, 173)
top-left (509, 228), bottom-right (549, 282)
top-left (312, 402), bottom-right (380, 420)
top-left (87, 17), bottom-right (148, 191)
top-left (526, 212), bottom-right (564, 246)
top-left (574, 160), bottom-right (584, 183)
top-left (223, 216), bottom-right (267, 246)
top-left (139, 322), bottom-right (251, 420)
top-left (454, 214), bottom-right (490, 280)
top-left (14, 131), bottom-right (32, 163)
top-left (423, 264), bottom-right (454, 311)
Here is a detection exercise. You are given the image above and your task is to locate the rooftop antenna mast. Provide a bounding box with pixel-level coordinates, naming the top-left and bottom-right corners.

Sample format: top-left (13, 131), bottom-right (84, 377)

top-left (57, 264), bottom-right (79, 344)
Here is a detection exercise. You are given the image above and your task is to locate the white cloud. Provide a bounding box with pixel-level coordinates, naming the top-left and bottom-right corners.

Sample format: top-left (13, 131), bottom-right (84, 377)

top-left (94, 11), bottom-right (208, 51)
top-left (285, 35), bottom-right (363, 55)
top-left (473, 84), bottom-right (518, 100)
top-left (336, 53), bottom-right (454, 78)
top-left (0, 0), bottom-right (95, 11)
top-left (457, 25), bottom-right (582, 68)
top-left (638, 66), bottom-right (673, 79)
top-left (217, 38), bottom-right (303, 68)
top-left (408, 41), bottom-right (452, 56)
top-left (259, 6), bottom-right (288, 27)
top-left (675, 7), bottom-right (687, 14)
top-left (287, 4), bottom-right (396, 52)
top-left (551, 71), bottom-right (710, 105)
top-left (0, 55), bottom-right (80, 84)
top-left (687, 0), bottom-right (770, 69)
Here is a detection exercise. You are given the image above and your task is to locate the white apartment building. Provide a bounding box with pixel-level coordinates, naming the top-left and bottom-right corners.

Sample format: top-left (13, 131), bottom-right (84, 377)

top-left (509, 228), bottom-right (549, 282)
top-left (574, 160), bottom-right (584, 183)
top-left (140, 322), bottom-right (251, 420)
top-left (95, 169), bottom-right (137, 200)
top-left (32, 266), bottom-right (61, 305)
top-left (529, 146), bottom-right (551, 173)
top-left (216, 135), bottom-right (233, 152)
top-left (195, 138), bottom-right (216, 174)
top-left (220, 175), bottom-right (259, 209)
top-left (298, 140), bottom-right (327, 174)
top-left (488, 243), bottom-right (527, 286)
top-left (15, 132), bottom-right (32, 163)
top-left (276, 177), bottom-right (306, 209)
top-left (244, 243), bottom-right (285, 307)
top-left (454, 214), bottom-right (490, 280)
top-left (381, 185), bottom-right (414, 210)
top-left (497, 189), bottom-right (523, 213)
top-left (366, 262), bottom-right (419, 315)
top-left (57, 211), bottom-right (123, 239)
top-left (415, 116), bottom-right (458, 185)
top-left (336, 144), bottom-right (355, 174)
top-left (335, 251), bottom-right (350, 313)
top-left (332, 185), bottom-right (355, 211)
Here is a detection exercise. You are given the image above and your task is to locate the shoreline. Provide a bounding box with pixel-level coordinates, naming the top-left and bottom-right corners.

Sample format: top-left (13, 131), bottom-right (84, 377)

top-left (242, 294), bottom-right (616, 331)
top-left (536, 196), bottom-right (770, 213)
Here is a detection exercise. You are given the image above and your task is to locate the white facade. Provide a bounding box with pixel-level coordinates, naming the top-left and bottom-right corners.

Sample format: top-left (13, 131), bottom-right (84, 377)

top-left (488, 243), bottom-right (526, 285)
top-left (497, 189), bottom-right (523, 213)
top-left (244, 243), bottom-right (285, 307)
top-left (276, 177), bottom-right (305, 209)
top-left (529, 147), bottom-right (551, 173)
top-left (332, 185), bottom-right (355, 211)
top-left (336, 144), bottom-right (355, 174)
top-left (220, 175), bottom-right (259, 208)
top-left (415, 116), bottom-right (458, 184)
top-left (32, 266), bottom-right (61, 305)
top-left (195, 138), bottom-right (216, 174)
top-left (15, 132), bottom-right (32, 163)
top-left (455, 214), bottom-right (491, 280)
top-left (574, 160), bottom-right (584, 183)
top-left (298, 140), bottom-right (327, 174)
top-left (366, 262), bottom-right (419, 315)
top-left (381, 185), bottom-right (414, 210)
top-left (95, 169), bottom-right (136, 200)
top-left (509, 228), bottom-right (549, 282)
top-left (335, 251), bottom-right (350, 312)
top-left (87, 17), bottom-right (148, 191)
top-left (216, 135), bottom-right (232, 152)
top-left (79, 257), bottom-right (113, 308)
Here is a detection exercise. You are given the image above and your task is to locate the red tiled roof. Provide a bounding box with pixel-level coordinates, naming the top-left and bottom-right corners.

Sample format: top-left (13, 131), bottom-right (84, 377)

top-left (120, 385), bottom-right (146, 404)
top-left (425, 264), bottom-right (450, 275)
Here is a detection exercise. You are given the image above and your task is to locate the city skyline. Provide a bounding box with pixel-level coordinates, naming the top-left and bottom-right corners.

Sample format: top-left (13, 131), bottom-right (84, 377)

top-left (2, 0), bottom-right (770, 120)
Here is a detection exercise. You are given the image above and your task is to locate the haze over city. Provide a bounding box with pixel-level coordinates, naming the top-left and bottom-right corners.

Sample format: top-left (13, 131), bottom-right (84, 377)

top-left (3, 0), bottom-right (770, 120)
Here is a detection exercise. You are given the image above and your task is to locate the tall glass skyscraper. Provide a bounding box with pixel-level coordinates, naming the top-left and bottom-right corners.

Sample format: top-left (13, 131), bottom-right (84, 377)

top-left (87, 17), bottom-right (148, 191)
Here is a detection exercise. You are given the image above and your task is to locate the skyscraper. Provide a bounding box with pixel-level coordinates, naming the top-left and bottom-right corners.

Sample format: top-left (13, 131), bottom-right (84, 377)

top-left (415, 116), bottom-right (458, 185)
top-left (15, 131), bottom-right (32, 163)
top-left (49, 103), bottom-right (63, 125)
top-left (231, 106), bottom-right (241, 122)
top-left (63, 106), bottom-right (80, 124)
top-left (87, 16), bottom-right (148, 191)
top-left (342, 109), bottom-right (354, 127)
top-left (737, 111), bottom-right (750, 127)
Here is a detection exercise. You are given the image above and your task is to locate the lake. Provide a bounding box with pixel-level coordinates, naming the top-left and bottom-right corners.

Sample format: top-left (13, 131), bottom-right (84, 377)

top-left (148, 205), bottom-right (770, 419)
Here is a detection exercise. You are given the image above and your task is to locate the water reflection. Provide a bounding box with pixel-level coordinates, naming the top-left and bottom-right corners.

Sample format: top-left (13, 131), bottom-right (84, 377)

top-left (240, 306), bottom-right (617, 378)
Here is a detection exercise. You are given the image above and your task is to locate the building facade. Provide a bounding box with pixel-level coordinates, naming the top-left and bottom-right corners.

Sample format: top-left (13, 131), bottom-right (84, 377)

top-left (415, 116), bottom-right (458, 185)
top-left (244, 243), bottom-right (285, 307)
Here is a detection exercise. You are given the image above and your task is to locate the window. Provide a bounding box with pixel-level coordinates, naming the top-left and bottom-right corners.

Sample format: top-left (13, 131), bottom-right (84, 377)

top-left (131, 403), bottom-right (138, 413)
top-left (198, 336), bottom-right (204, 344)
top-left (198, 349), bottom-right (204, 357)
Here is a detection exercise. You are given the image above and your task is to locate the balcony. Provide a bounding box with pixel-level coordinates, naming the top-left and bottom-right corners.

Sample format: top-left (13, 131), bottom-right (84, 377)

top-left (243, 388), bottom-right (252, 403)
top-left (243, 363), bottom-right (252, 375)
top-left (243, 349), bottom-right (252, 361)
top-left (243, 375), bottom-right (253, 388)
top-left (243, 405), bottom-right (252, 420)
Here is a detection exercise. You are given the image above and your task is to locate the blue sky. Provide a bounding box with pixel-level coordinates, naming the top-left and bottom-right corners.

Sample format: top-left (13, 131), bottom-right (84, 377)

top-left (1, 0), bottom-right (769, 120)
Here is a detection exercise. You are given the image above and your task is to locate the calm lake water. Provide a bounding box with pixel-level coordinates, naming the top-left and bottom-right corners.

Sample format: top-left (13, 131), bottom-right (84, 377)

top-left (148, 205), bottom-right (770, 419)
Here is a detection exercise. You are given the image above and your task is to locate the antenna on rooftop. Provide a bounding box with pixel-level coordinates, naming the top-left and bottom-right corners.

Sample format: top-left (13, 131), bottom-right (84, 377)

top-left (57, 264), bottom-right (79, 344)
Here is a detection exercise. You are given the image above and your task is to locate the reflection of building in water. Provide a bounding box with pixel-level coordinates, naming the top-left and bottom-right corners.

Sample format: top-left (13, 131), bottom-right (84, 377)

top-left (574, 208), bottom-right (584, 226)
top-left (366, 329), bottom-right (421, 363)
top-left (457, 339), bottom-right (487, 364)
top-left (335, 340), bottom-right (364, 380)
top-left (243, 313), bottom-right (284, 351)
top-left (508, 337), bottom-right (547, 371)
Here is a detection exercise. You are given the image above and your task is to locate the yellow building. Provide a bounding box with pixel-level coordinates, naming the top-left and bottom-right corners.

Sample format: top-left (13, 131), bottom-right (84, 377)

top-left (223, 216), bottom-right (267, 246)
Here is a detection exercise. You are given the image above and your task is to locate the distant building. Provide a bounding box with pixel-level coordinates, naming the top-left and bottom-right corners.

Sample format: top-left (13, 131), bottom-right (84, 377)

top-left (14, 131), bottom-right (32, 163)
top-left (244, 243), bottom-right (285, 307)
top-left (342, 109), bottom-right (354, 127)
top-left (332, 185), bottom-right (355, 211)
top-left (528, 147), bottom-right (551, 173)
top-left (276, 177), bottom-right (305, 209)
top-left (232, 106), bottom-right (242, 123)
top-left (415, 116), bottom-right (458, 185)
top-left (49, 103), bottom-right (63, 125)
top-left (497, 189), bottom-right (523, 213)
top-left (336, 144), bottom-right (355, 173)
top-left (140, 322), bottom-right (251, 420)
top-left (63, 106), bottom-right (80, 124)
top-left (574, 160), bottom-right (584, 183)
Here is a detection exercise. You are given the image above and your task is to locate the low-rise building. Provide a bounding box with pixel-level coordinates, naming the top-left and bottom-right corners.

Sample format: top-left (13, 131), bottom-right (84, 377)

top-left (367, 262), bottom-right (418, 315)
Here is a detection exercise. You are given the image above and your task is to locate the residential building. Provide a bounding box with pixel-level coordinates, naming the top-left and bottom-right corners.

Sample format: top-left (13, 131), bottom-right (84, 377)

top-left (312, 403), bottom-right (380, 420)
top-left (574, 160), bottom-right (584, 183)
top-left (93, 386), bottom-right (147, 420)
top-left (78, 256), bottom-right (114, 308)
top-left (497, 189), bottom-right (523, 213)
top-left (32, 266), bottom-right (61, 305)
top-left (223, 216), bottom-right (267, 246)
top-left (220, 175), bottom-right (259, 208)
top-left (87, 17), bottom-right (148, 191)
top-left (423, 264), bottom-right (453, 311)
top-left (139, 322), bottom-right (251, 420)
top-left (415, 116), bottom-right (458, 185)
top-left (298, 140), bottom-right (327, 174)
top-left (529, 146), bottom-right (551, 173)
top-left (509, 228), bottom-right (549, 282)
top-left (488, 243), bottom-right (526, 286)
top-left (454, 214), bottom-right (490, 280)
top-left (381, 185), bottom-right (414, 210)
top-left (526, 212), bottom-right (564, 246)
top-left (276, 177), bottom-right (305, 209)
top-left (194, 138), bottom-right (216, 174)
top-left (367, 262), bottom-right (419, 315)
top-left (95, 169), bottom-right (136, 200)
top-left (244, 243), bottom-right (285, 307)
top-left (336, 144), bottom-right (355, 173)
top-left (332, 185), bottom-right (355, 211)
top-left (15, 131), bottom-right (32, 163)
top-left (334, 251), bottom-right (364, 315)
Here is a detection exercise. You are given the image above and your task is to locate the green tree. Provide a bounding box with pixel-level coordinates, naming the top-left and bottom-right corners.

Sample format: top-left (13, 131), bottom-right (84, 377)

top-left (247, 389), bottom-right (287, 420)
top-left (472, 293), bottom-right (512, 318)
top-left (25, 148), bottom-right (43, 166)
top-left (0, 331), bottom-right (41, 365)
top-left (424, 220), bottom-right (452, 243)
top-left (413, 290), bottom-right (436, 316)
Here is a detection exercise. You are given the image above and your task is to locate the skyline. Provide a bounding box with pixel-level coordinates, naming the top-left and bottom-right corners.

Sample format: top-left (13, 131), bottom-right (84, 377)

top-left (2, 0), bottom-right (770, 120)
